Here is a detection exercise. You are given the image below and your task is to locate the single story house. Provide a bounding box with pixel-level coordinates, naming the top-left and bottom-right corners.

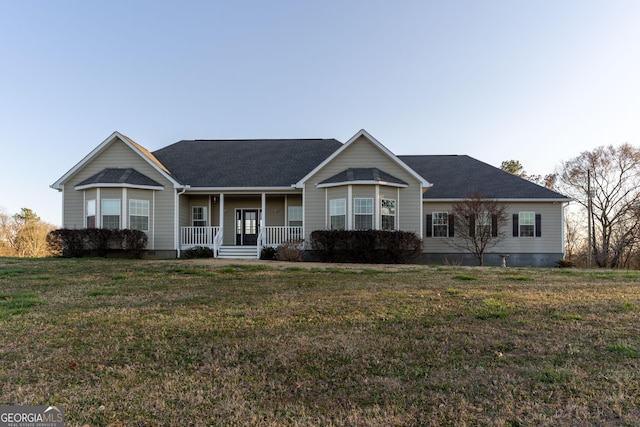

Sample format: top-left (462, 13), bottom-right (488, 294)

top-left (51, 129), bottom-right (570, 266)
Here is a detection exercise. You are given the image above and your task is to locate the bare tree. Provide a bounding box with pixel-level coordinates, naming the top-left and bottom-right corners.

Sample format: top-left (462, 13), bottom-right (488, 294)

top-left (564, 209), bottom-right (587, 264)
top-left (0, 209), bottom-right (16, 256)
top-left (0, 208), bottom-right (56, 258)
top-left (556, 143), bottom-right (640, 268)
top-left (449, 194), bottom-right (509, 266)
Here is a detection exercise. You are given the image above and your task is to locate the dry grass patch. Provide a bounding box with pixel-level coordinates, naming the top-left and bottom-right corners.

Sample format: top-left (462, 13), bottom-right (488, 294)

top-left (0, 259), bottom-right (639, 425)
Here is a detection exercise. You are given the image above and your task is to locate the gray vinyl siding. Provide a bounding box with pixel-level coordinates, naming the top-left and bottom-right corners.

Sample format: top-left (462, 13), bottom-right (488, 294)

top-left (423, 201), bottom-right (565, 255)
top-left (61, 137), bottom-right (177, 251)
top-left (303, 135), bottom-right (423, 240)
top-left (61, 186), bottom-right (85, 229)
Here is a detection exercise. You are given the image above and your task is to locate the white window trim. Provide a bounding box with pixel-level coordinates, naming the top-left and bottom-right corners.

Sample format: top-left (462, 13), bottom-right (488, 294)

top-left (288, 205), bottom-right (303, 227)
top-left (432, 211), bottom-right (449, 238)
top-left (329, 198), bottom-right (346, 230)
top-left (86, 199), bottom-right (96, 228)
top-left (476, 212), bottom-right (491, 237)
top-left (381, 198), bottom-right (397, 231)
top-left (192, 206), bottom-right (208, 227)
top-left (353, 197), bottom-right (374, 230)
top-left (519, 211), bottom-right (535, 238)
top-left (129, 199), bottom-right (150, 232)
top-left (101, 199), bottom-right (121, 230)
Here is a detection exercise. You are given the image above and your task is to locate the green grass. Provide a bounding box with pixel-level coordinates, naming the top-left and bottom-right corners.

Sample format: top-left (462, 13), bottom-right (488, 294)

top-left (0, 257), bottom-right (639, 426)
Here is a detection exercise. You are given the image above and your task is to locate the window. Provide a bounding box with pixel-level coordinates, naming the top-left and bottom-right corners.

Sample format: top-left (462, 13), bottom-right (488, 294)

top-left (519, 212), bottom-right (535, 237)
top-left (433, 212), bottom-right (449, 237)
top-left (475, 212), bottom-right (491, 237)
top-left (86, 200), bottom-right (96, 228)
top-left (381, 199), bottom-right (396, 230)
top-left (329, 199), bottom-right (346, 230)
top-left (129, 200), bottom-right (149, 231)
top-left (288, 206), bottom-right (302, 227)
top-left (354, 198), bottom-right (373, 230)
top-left (192, 206), bottom-right (207, 227)
top-left (101, 199), bottom-right (121, 229)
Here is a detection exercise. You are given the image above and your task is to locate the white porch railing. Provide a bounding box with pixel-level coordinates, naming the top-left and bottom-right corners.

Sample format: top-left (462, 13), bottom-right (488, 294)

top-left (262, 226), bottom-right (303, 246)
top-left (180, 226), bottom-right (302, 257)
top-left (180, 226), bottom-right (220, 248)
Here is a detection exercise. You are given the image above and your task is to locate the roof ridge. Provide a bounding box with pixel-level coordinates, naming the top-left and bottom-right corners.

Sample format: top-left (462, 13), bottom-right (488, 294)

top-left (187, 138), bottom-right (341, 142)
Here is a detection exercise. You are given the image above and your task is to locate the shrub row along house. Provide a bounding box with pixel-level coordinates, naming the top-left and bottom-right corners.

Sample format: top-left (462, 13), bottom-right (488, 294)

top-left (51, 129), bottom-right (570, 266)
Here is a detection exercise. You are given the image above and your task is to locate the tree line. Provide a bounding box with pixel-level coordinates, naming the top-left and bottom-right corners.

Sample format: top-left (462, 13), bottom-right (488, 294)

top-left (502, 143), bottom-right (640, 269)
top-left (0, 208), bottom-right (57, 257)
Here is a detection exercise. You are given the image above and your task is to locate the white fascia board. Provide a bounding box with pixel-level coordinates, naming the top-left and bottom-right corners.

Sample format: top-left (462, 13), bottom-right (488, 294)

top-left (316, 180), bottom-right (408, 189)
top-left (74, 183), bottom-right (165, 191)
top-left (51, 131), bottom-right (181, 190)
top-left (294, 129), bottom-right (432, 189)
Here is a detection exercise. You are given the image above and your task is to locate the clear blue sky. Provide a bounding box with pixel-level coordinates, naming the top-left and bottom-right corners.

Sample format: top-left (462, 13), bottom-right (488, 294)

top-left (2, 0), bottom-right (639, 226)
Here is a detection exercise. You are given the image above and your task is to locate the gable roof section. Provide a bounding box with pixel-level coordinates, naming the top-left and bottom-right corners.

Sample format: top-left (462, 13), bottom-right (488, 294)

top-left (75, 168), bottom-right (164, 190)
top-left (295, 129), bottom-right (430, 188)
top-left (318, 168), bottom-right (409, 188)
top-left (152, 138), bottom-right (343, 188)
top-left (51, 131), bottom-right (179, 190)
top-left (398, 155), bottom-right (570, 200)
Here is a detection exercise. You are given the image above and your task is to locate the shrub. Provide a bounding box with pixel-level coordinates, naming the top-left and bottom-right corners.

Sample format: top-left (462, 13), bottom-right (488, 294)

top-left (47, 229), bottom-right (85, 258)
top-left (119, 229), bottom-right (148, 257)
top-left (47, 228), bottom-right (148, 258)
top-left (275, 240), bottom-right (304, 262)
top-left (260, 246), bottom-right (277, 260)
top-left (182, 246), bottom-right (214, 259)
top-left (309, 230), bottom-right (422, 264)
top-left (557, 258), bottom-right (575, 268)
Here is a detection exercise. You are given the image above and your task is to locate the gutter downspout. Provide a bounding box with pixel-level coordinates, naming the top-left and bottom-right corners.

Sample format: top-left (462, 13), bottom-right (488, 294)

top-left (175, 186), bottom-right (189, 258)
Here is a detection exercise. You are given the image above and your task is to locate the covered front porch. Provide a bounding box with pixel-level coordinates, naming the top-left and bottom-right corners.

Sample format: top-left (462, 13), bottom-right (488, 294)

top-left (178, 192), bottom-right (304, 258)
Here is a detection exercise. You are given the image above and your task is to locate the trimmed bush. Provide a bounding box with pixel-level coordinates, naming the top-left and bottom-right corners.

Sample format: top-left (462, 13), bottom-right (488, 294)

top-left (275, 240), bottom-right (304, 262)
top-left (182, 246), bottom-right (214, 259)
top-left (310, 230), bottom-right (422, 264)
top-left (47, 228), bottom-right (148, 258)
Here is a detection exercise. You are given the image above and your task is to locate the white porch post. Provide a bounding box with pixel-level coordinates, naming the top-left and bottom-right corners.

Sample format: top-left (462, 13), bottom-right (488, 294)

top-left (284, 194), bottom-right (288, 225)
top-left (261, 192), bottom-right (266, 237)
top-left (347, 185), bottom-right (353, 230)
top-left (397, 187), bottom-right (401, 231)
top-left (121, 188), bottom-right (127, 229)
top-left (375, 185), bottom-right (380, 230)
top-left (219, 193), bottom-right (225, 242)
top-left (96, 188), bottom-right (101, 228)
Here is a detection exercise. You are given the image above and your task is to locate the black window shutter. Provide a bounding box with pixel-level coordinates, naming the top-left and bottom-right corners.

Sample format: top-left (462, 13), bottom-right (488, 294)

top-left (535, 214), bottom-right (542, 237)
top-left (491, 214), bottom-right (498, 237)
top-left (512, 214), bottom-right (519, 237)
top-left (426, 214), bottom-right (432, 237)
top-left (448, 214), bottom-right (455, 237)
top-left (469, 214), bottom-right (475, 238)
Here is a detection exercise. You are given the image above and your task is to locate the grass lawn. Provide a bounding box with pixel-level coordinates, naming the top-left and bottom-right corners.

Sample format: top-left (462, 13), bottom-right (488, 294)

top-left (1, 258), bottom-right (639, 426)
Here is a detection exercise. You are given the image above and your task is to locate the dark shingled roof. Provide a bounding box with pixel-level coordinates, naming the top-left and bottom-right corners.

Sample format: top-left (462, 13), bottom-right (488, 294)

top-left (76, 168), bottom-right (163, 188)
top-left (153, 139), bottom-right (343, 187)
top-left (319, 168), bottom-right (408, 186)
top-left (398, 155), bottom-right (569, 200)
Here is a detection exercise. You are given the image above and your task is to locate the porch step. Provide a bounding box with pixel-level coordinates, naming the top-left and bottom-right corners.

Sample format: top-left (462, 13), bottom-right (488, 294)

top-left (217, 246), bottom-right (258, 260)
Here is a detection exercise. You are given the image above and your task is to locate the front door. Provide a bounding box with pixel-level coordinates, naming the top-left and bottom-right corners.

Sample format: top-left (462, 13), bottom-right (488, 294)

top-left (235, 209), bottom-right (260, 245)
